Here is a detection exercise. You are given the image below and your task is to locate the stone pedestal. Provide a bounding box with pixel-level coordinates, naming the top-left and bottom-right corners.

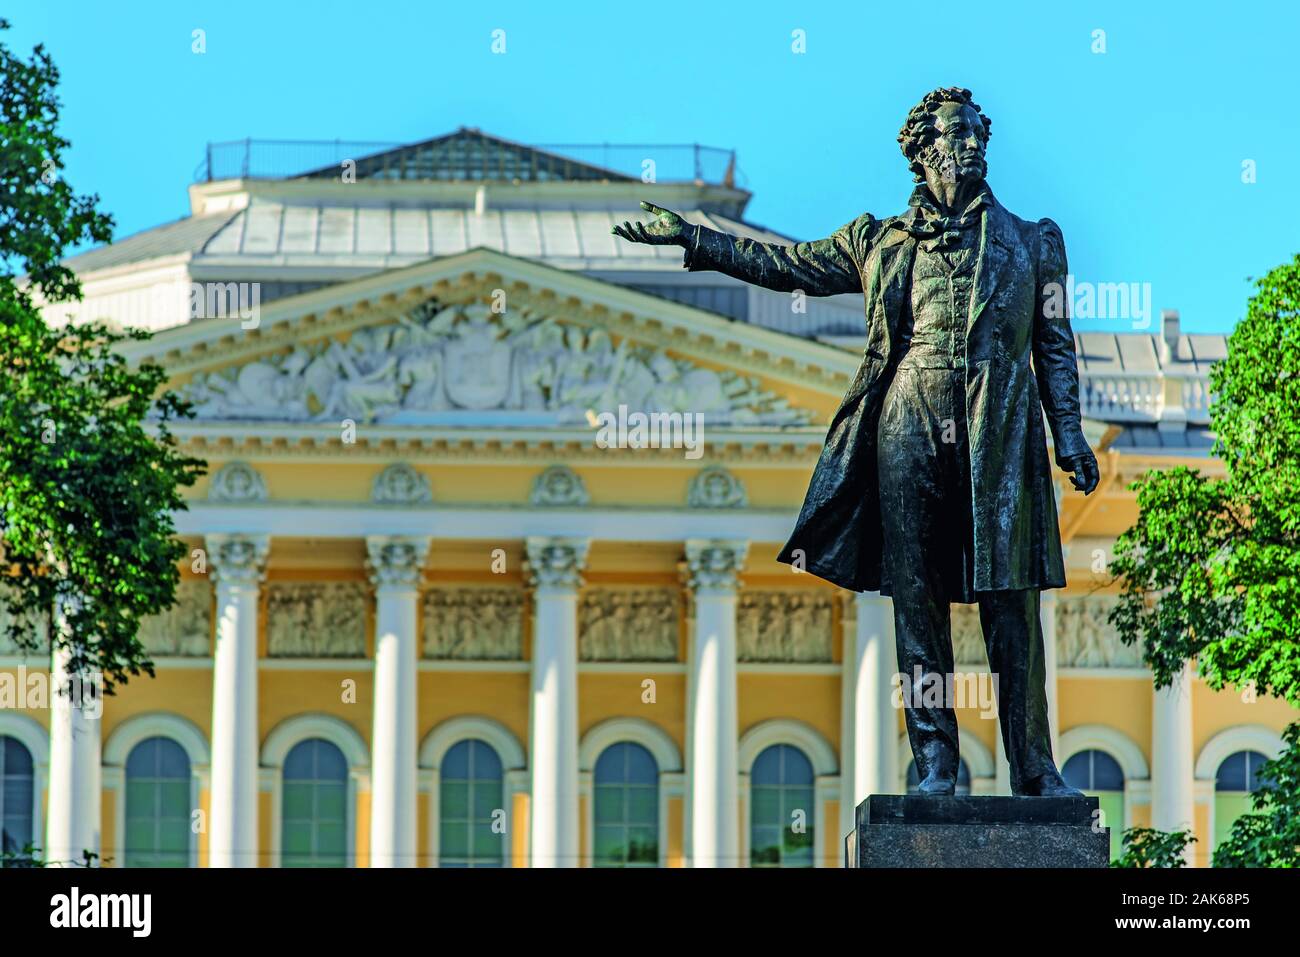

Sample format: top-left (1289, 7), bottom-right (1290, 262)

top-left (846, 795), bottom-right (1109, 868)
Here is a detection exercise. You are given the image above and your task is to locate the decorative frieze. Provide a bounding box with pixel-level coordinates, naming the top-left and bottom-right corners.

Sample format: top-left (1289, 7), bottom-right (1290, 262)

top-left (736, 590), bottom-right (834, 663)
top-left (422, 587), bottom-right (524, 660)
top-left (1057, 595), bottom-right (1142, 668)
top-left (371, 463), bottom-right (433, 505)
top-left (530, 465), bottom-right (590, 507)
top-left (138, 580), bottom-right (212, 657)
top-left (179, 302), bottom-right (813, 426)
top-left (208, 461), bottom-right (268, 503)
top-left (578, 588), bottom-right (680, 661)
top-left (266, 582), bottom-right (368, 658)
top-left (950, 604), bottom-right (989, 667)
top-left (687, 465), bottom-right (748, 509)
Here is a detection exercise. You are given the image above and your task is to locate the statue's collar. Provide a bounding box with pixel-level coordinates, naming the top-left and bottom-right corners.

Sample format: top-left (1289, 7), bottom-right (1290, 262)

top-left (904, 182), bottom-right (994, 223)
top-left (878, 182), bottom-right (996, 250)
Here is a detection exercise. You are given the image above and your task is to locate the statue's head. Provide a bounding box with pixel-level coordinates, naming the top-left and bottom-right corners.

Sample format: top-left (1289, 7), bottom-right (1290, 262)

top-left (898, 87), bottom-right (992, 186)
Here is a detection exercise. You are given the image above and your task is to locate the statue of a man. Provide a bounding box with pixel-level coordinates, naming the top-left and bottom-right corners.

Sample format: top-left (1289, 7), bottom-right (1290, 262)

top-left (614, 87), bottom-right (1099, 798)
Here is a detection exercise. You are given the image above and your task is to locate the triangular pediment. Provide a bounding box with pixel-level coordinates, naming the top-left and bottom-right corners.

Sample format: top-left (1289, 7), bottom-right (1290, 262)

top-left (125, 248), bottom-right (858, 432)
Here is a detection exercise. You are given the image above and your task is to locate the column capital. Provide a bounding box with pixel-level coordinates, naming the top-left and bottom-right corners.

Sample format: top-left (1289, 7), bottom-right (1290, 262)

top-left (683, 539), bottom-right (748, 594)
top-left (524, 537), bottom-right (590, 593)
top-left (365, 536), bottom-right (431, 589)
top-left (207, 534), bottom-right (270, 586)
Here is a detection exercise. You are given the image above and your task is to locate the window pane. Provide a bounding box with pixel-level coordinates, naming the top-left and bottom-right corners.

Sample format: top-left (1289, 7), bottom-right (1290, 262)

top-left (3, 738), bottom-right (34, 776)
top-left (442, 741), bottom-right (470, 779)
top-left (1215, 752), bottom-right (1248, 791)
top-left (440, 821), bottom-right (469, 857)
top-left (626, 787), bottom-right (657, 823)
top-left (282, 782), bottom-right (313, 818)
top-left (282, 820), bottom-right (313, 855)
top-left (159, 822), bottom-right (190, 854)
top-left (594, 825), bottom-right (624, 863)
top-left (159, 781), bottom-right (191, 817)
top-left (592, 743), bottom-right (659, 867)
top-left (472, 824), bottom-right (502, 857)
top-left (316, 783), bottom-right (347, 819)
top-left (1214, 793), bottom-right (1254, 850)
top-left (472, 783), bottom-right (502, 820)
top-left (442, 781), bottom-right (470, 819)
top-left (593, 785), bottom-right (623, 821)
top-left (281, 739), bottom-right (350, 867)
top-left (1092, 752), bottom-right (1125, 790)
top-left (750, 745), bottom-right (816, 867)
top-left (469, 741), bottom-right (501, 779)
top-left (439, 740), bottom-right (506, 867)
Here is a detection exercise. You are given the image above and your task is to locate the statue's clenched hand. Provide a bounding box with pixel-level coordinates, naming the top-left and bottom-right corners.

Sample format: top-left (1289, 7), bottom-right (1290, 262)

top-left (612, 201), bottom-right (691, 246)
top-left (1059, 448), bottom-right (1100, 495)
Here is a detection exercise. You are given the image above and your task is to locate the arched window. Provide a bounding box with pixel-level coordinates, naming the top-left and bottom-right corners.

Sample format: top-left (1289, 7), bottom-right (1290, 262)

top-left (750, 744), bottom-right (814, 868)
top-left (593, 742), bottom-right (659, 867)
top-left (1062, 749), bottom-right (1124, 861)
top-left (0, 737), bottom-right (34, 866)
top-left (905, 758), bottom-right (973, 796)
top-left (124, 737), bottom-right (191, 867)
top-left (1214, 750), bottom-right (1270, 850)
top-left (439, 739), bottom-right (505, 867)
top-left (282, 739), bottom-right (348, 867)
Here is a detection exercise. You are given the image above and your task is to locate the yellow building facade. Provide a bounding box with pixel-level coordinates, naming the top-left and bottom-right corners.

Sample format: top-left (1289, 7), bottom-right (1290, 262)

top-left (2, 132), bottom-right (1293, 868)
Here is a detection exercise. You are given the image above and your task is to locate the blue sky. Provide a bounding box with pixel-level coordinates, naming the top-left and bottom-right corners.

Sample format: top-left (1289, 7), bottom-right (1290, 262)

top-left (9, 0), bottom-right (1298, 333)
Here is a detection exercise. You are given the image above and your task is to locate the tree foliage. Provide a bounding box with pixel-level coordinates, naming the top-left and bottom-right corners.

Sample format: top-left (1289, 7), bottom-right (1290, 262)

top-left (0, 19), bottom-right (205, 691)
top-left (1212, 722), bottom-right (1300, 867)
top-left (1110, 254), bottom-right (1300, 866)
top-left (1110, 827), bottom-right (1195, 869)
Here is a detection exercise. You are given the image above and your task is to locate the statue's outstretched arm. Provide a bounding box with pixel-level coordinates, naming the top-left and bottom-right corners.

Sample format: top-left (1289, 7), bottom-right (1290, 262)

top-left (614, 201), bottom-right (867, 297)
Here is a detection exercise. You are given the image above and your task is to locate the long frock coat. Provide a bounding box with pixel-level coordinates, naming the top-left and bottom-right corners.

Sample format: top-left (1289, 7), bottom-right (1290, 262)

top-left (683, 190), bottom-right (1091, 594)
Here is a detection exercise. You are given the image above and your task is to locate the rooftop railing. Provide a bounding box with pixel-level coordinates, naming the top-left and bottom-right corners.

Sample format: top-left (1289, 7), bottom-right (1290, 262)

top-left (195, 135), bottom-right (743, 187)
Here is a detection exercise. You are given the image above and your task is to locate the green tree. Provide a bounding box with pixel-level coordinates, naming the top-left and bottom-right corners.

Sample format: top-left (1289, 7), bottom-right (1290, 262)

top-left (1109, 254), bottom-right (1300, 868)
top-left (1213, 722), bottom-right (1300, 867)
top-left (1110, 826), bottom-right (1196, 869)
top-left (0, 18), bottom-right (205, 691)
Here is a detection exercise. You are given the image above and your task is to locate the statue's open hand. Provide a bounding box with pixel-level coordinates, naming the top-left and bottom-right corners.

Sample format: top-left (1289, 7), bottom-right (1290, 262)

top-left (1059, 449), bottom-right (1100, 495)
top-left (612, 201), bottom-right (689, 246)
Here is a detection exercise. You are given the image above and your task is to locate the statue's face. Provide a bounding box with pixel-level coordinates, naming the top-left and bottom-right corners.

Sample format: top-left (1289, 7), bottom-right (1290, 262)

top-left (925, 101), bottom-right (987, 184)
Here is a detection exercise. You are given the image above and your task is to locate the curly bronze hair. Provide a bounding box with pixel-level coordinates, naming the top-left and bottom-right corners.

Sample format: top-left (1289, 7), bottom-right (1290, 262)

top-left (898, 87), bottom-right (992, 183)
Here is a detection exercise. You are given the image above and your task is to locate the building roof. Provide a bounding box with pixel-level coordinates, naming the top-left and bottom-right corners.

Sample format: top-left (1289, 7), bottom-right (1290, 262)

top-left (187, 199), bottom-right (791, 271)
top-left (1108, 425), bottom-right (1218, 454)
top-left (62, 210), bottom-right (238, 274)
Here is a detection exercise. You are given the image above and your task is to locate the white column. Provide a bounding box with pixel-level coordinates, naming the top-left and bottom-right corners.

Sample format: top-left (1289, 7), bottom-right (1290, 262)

top-left (995, 734), bottom-right (1011, 795)
top-left (840, 591), bottom-right (898, 841)
top-left (1042, 589), bottom-right (1061, 757)
top-left (366, 536), bottom-right (429, 868)
top-left (685, 539), bottom-right (746, 868)
top-left (1152, 662), bottom-right (1195, 853)
top-left (525, 536), bottom-right (588, 868)
top-left (208, 534), bottom-right (268, 868)
top-left (46, 630), bottom-right (102, 866)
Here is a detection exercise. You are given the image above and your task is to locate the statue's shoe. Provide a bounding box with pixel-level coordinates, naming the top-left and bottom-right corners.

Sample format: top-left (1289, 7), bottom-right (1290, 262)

top-left (915, 775), bottom-right (956, 797)
top-left (1017, 771), bottom-right (1084, 798)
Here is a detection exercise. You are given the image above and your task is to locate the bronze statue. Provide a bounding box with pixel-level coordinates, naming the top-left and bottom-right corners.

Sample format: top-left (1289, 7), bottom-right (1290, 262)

top-left (614, 87), bottom-right (1099, 798)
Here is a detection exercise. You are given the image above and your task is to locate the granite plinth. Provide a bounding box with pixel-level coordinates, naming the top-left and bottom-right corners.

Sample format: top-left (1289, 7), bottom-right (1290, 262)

top-left (845, 795), bottom-right (1110, 868)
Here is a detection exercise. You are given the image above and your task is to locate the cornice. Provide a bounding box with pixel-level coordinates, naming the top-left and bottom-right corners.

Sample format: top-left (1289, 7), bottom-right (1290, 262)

top-left (174, 423), bottom-right (827, 466)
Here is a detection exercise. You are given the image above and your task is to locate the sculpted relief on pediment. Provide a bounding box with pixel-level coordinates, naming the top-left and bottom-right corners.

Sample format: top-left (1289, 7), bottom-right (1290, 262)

top-left (180, 302), bottom-right (812, 426)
